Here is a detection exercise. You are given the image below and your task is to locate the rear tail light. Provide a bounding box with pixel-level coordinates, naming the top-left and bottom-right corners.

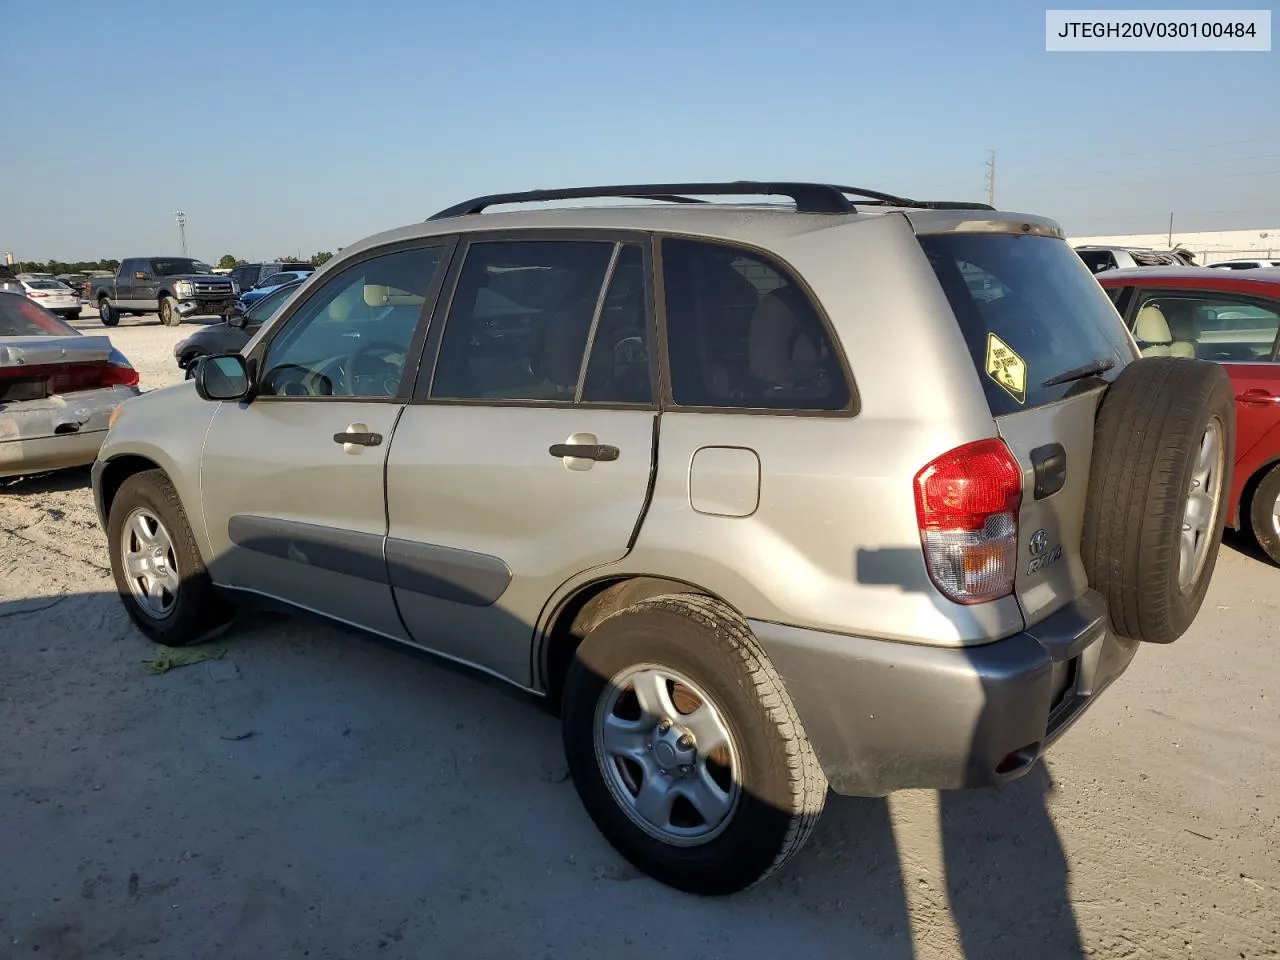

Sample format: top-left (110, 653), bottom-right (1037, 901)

top-left (0, 356), bottom-right (139, 395)
top-left (913, 438), bottom-right (1023, 605)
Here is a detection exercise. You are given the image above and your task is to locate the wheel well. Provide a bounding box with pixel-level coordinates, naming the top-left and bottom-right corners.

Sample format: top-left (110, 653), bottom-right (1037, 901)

top-left (1239, 457), bottom-right (1280, 528)
top-left (541, 575), bottom-right (715, 713)
top-left (98, 455), bottom-right (162, 521)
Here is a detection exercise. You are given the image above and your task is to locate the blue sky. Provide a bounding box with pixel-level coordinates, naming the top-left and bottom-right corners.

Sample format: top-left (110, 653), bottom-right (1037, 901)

top-left (1, 0), bottom-right (1276, 261)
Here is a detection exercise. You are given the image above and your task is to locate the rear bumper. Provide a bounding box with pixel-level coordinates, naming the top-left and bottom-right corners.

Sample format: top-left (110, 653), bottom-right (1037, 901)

top-left (0, 387), bottom-right (136, 479)
top-left (0, 429), bottom-right (107, 478)
top-left (751, 590), bottom-right (1138, 796)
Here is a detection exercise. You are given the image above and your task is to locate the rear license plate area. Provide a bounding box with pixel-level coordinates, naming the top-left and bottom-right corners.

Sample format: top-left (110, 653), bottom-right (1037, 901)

top-left (0, 378), bottom-right (49, 402)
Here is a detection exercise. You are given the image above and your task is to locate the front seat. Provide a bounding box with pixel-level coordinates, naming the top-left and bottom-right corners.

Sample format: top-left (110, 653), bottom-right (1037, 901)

top-left (1133, 304), bottom-right (1174, 357)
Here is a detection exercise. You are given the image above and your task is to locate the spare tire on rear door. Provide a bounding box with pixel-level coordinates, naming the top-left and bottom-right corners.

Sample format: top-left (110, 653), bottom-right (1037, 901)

top-left (1082, 357), bottom-right (1235, 645)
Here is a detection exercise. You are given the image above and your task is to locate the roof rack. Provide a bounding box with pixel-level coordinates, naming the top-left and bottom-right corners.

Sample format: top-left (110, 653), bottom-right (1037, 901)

top-left (427, 181), bottom-right (994, 220)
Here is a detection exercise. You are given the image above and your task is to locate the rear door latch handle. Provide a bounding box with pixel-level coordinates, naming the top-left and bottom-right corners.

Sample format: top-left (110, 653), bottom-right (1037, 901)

top-left (549, 442), bottom-right (619, 461)
top-left (1237, 389), bottom-right (1280, 405)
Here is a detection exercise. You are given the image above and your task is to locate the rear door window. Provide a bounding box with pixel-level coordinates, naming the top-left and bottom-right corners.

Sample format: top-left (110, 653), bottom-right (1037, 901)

top-left (660, 238), bottom-right (851, 411)
top-left (921, 233), bottom-right (1134, 416)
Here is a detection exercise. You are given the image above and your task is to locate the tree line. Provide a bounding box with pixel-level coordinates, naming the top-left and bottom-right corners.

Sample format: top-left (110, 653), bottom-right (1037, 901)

top-left (217, 251), bottom-right (334, 269)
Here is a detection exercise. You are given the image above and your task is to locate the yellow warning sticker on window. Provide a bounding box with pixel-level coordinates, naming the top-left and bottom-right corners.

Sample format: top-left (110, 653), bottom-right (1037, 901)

top-left (985, 333), bottom-right (1027, 404)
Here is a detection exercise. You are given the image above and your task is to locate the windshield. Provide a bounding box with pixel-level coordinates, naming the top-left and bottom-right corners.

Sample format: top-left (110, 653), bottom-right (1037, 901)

top-left (151, 259), bottom-right (213, 276)
top-left (245, 282), bottom-right (301, 323)
top-left (922, 233), bottom-right (1135, 416)
top-left (0, 293), bottom-right (80, 336)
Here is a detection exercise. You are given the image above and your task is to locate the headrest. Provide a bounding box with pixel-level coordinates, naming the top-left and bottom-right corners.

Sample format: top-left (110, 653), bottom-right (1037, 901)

top-left (1134, 304), bottom-right (1172, 345)
top-left (749, 288), bottom-right (819, 385)
top-left (364, 284), bottom-right (425, 308)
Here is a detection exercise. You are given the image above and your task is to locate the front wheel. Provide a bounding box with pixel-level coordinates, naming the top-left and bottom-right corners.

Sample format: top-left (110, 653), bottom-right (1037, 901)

top-left (98, 297), bottom-right (119, 327)
top-left (159, 296), bottom-right (180, 326)
top-left (1248, 464), bottom-right (1280, 566)
top-left (561, 594), bottom-right (827, 895)
top-left (106, 469), bottom-right (232, 645)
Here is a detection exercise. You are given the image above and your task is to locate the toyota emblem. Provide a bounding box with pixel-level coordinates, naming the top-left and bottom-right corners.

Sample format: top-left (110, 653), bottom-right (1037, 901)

top-left (1029, 529), bottom-right (1049, 556)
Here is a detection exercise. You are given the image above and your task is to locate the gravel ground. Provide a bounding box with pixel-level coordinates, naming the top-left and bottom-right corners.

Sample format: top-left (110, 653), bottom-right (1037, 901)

top-left (2, 310), bottom-right (1278, 959)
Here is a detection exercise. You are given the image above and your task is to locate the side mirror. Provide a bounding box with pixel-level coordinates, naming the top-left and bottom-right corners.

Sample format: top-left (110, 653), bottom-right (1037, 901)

top-left (194, 353), bottom-right (251, 402)
top-left (223, 303), bottom-right (246, 328)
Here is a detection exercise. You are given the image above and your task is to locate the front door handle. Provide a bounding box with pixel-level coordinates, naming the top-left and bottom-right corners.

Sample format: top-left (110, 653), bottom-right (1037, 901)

top-left (334, 422), bottom-right (382, 453)
top-left (1237, 388), bottom-right (1280, 405)
top-left (549, 432), bottom-right (619, 471)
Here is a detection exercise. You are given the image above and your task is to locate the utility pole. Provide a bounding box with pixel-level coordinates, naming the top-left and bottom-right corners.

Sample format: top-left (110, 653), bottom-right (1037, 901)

top-left (1167, 212), bottom-right (1174, 247)
top-left (174, 211), bottom-right (187, 256)
top-left (984, 150), bottom-right (996, 207)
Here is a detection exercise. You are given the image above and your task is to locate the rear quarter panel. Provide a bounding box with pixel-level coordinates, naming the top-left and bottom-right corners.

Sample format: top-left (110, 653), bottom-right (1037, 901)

top-left (577, 214), bottom-right (1026, 647)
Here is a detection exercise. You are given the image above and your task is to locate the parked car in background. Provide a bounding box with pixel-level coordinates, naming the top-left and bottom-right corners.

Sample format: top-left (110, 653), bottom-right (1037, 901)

top-left (57, 273), bottom-right (92, 297)
top-left (1074, 245), bottom-right (1191, 274)
top-left (1098, 266), bottom-right (1280, 564)
top-left (227, 261), bottom-right (315, 295)
top-left (91, 257), bottom-right (238, 327)
top-left (0, 292), bottom-right (140, 479)
top-left (174, 278), bottom-right (305, 376)
top-left (0, 265), bottom-right (23, 297)
top-left (94, 180), bottom-right (1233, 895)
top-left (20, 277), bottom-right (82, 319)
top-left (1207, 258), bottom-right (1280, 270)
top-left (237, 269), bottom-right (313, 309)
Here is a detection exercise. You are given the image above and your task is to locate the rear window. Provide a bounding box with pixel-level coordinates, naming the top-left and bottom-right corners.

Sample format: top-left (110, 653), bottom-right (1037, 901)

top-left (0, 294), bottom-right (80, 336)
top-left (921, 234), bottom-right (1134, 416)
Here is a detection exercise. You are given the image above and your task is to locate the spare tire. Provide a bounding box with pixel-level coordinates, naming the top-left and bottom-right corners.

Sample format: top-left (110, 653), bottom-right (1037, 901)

top-left (1082, 357), bottom-right (1235, 645)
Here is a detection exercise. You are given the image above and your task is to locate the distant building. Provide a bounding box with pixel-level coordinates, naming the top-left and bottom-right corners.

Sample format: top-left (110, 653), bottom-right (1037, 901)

top-left (1068, 228), bottom-right (1280, 265)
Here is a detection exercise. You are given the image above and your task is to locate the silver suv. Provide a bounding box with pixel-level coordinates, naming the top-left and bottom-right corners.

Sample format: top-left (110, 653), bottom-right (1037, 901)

top-left (91, 182), bottom-right (1236, 895)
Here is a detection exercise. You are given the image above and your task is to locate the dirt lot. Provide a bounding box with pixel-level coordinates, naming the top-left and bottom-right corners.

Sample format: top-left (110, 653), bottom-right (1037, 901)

top-left (2, 311), bottom-right (1278, 959)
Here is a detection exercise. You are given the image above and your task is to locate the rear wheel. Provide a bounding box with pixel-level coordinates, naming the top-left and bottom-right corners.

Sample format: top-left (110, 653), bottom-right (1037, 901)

top-left (561, 594), bottom-right (827, 895)
top-left (159, 295), bottom-right (179, 326)
top-left (1082, 357), bottom-right (1235, 644)
top-left (1248, 464), bottom-right (1280, 566)
top-left (106, 469), bottom-right (232, 646)
top-left (98, 297), bottom-right (119, 327)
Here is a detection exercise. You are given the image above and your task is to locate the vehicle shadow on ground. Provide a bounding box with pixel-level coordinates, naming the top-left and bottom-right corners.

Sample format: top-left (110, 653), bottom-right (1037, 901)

top-left (0, 574), bottom-right (1089, 959)
top-left (0, 465), bottom-right (93, 494)
top-left (1222, 527), bottom-right (1276, 568)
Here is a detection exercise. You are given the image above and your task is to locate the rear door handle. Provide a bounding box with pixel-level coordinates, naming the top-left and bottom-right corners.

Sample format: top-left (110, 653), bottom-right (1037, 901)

top-left (1237, 389), bottom-right (1280, 405)
top-left (549, 443), bottom-right (619, 462)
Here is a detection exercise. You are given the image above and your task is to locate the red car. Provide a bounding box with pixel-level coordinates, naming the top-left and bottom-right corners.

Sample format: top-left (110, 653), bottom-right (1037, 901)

top-left (1097, 267), bottom-right (1280, 564)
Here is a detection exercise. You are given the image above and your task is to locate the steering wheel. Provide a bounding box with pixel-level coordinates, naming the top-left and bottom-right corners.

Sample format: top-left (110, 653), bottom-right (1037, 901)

top-left (340, 340), bottom-right (407, 396)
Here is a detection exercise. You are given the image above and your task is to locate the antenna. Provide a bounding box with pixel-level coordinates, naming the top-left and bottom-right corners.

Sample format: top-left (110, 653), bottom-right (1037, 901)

top-left (174, 211), bottom-right (188, 256)
top-left (984, 151), bottom-right (996, 208)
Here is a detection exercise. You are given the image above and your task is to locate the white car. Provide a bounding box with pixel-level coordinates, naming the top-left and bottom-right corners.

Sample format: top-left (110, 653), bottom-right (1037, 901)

top-left (1206, 258), bottom-right (1280, 270)
top-left (20, 278), bottom-right (82, 319)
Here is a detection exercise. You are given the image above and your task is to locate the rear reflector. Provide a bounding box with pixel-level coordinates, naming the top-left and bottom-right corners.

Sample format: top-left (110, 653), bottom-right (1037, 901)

top-left (0, 359), bottom-right (139, 395)
top-left (914, 438), bottom-right (1022, 604)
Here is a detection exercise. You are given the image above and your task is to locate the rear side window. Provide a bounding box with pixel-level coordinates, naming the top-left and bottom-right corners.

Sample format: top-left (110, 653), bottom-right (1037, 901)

top-left (922, 234), bottom-right (1134, 416)
top-left (1075, 249), bottom-right (1116, 274)
top-left (661, 238), bottom-right (850, 411)
top-left (0, 294), bottom-right (79, 336)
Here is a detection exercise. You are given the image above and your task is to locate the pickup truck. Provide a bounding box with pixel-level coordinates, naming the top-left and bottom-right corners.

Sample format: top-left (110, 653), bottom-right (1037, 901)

top-left (90, 257), bottom-right (238, 327)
